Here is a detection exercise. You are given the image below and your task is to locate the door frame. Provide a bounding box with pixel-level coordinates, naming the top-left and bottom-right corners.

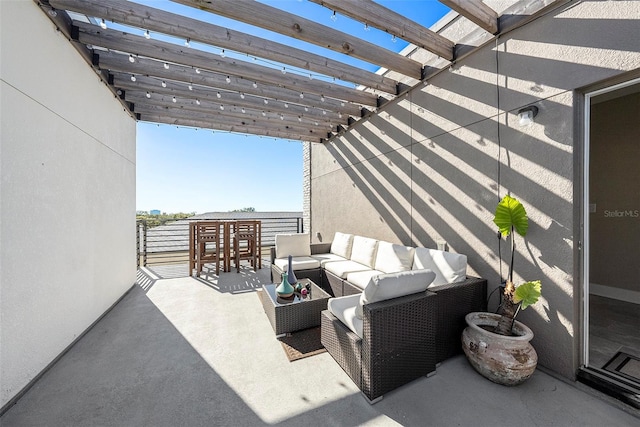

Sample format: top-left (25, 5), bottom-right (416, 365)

top-left (581, 76), bottom-right (640, 367)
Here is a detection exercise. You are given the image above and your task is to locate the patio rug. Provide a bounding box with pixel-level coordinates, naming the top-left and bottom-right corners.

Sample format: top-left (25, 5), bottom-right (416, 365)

top-left (278, 327), bottom-right (326, 362)
top-left (602, 351), bottom-right (640, 382)
top-left (256, 289), bottom-right (326, 361)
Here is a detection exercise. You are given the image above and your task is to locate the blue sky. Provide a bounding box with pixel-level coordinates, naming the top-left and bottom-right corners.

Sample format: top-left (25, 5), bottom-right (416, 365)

top-left (135, 0), bottom-right (450, 214)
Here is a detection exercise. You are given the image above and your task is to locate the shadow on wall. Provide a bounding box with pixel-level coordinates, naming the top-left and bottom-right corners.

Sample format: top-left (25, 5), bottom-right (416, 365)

top-left (311, 13), bottom-right (640, 377)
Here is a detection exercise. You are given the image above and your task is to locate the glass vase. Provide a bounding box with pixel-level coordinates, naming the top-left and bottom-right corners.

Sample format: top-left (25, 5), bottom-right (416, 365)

top-left (276, 272), bottom-right (294, 297)
top-left (286, 255), bottom-right (298, 286)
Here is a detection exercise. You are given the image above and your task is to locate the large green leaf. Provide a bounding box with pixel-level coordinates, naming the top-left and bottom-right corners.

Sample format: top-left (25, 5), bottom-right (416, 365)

top-left (493, 195), bottom-right (529, 237)
top-left (513, 280), bottom-right (542, 310)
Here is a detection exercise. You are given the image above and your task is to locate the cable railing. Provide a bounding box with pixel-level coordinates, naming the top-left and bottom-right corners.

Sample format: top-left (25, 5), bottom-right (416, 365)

top-left (137, 215), bottom-right (303, 267)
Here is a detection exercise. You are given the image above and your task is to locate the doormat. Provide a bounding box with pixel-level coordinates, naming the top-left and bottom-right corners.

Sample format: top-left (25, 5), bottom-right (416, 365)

top-left (602, 351), bottom-right (640, 382)
top-left (279, 327), bottom-right (326, 362)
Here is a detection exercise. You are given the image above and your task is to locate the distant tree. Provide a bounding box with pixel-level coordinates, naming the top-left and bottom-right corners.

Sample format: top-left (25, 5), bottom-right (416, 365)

top-left (136, 212), bottom-right (196, 228)
top-left (231, 207), bottom-right (256, 212)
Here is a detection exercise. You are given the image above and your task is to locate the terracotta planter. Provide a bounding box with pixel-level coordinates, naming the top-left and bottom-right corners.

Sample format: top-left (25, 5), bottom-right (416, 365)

top-left (461, 312), bottom-right (537, 386)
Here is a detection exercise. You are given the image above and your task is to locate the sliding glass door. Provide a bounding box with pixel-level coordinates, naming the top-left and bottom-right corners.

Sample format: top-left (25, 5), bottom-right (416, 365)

top-left (581, 79), bottom-right (640, 404)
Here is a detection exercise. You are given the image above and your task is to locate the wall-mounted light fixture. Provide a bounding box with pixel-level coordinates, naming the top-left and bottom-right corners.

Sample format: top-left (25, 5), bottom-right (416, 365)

top-left (517, 105), bottom-right (539, 126)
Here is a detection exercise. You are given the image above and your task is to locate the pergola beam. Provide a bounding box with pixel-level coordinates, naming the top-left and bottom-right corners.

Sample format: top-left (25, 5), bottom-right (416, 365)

top-left (140, 115), bottom-right (322, 143)
top-left (112, 74), bottom-right (347, 121)
top-left (74, 22), bottom-right (379, 107)
top-left (95, 51), bottom-right (363, 116)
top-left (135, 105), bottom-right (333, 137)
top-left (310, 0), bottom-right (454, 60)
top-left (127, 92), bottom-right (340, 129)
top-left (49, 0), bottom-right (399, 94)
top-left (438, 0), bottom-right (499, 34)
top-left (34, 1), bottom-right (134, 117)
top-left (171, 0), bottom-right (424, 80)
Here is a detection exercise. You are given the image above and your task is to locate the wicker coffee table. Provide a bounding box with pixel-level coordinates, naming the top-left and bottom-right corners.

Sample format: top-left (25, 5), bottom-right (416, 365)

top-left (260, 278), bottom-right (331, 336)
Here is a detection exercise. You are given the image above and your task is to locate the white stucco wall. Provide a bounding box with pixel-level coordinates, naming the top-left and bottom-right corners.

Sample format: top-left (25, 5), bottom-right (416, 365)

top-left (310, 0), bottom-right (640, 380)
top-left (1, 1), bottom-right (137, 408)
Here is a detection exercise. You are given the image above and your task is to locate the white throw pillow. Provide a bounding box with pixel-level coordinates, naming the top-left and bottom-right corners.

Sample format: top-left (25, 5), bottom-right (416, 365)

top-left (349, 236), bottom-right (378, 268)
top-left (374, 241), bottom-right (415, 273)
top-left (330, 232), bottom-right (354, 259)
top-left (355, 270), bottom-right (435, 319)
top-left (412, 247), bottom-right (467, 286)
top-left (275, 233), bottom-right (311, 258)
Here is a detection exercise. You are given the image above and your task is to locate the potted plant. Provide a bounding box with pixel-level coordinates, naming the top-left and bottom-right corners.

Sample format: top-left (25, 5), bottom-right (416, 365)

top-left (461, 195), bottom-right (542, 385)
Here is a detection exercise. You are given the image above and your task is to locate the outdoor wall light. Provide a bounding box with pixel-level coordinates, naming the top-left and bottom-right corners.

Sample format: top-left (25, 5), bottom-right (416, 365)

top-left (517, 105), bottom-right (539, 126)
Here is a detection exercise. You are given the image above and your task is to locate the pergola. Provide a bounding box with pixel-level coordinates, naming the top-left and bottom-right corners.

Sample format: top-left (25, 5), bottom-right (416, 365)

top-left (35, 0), bottom-right (554, 143)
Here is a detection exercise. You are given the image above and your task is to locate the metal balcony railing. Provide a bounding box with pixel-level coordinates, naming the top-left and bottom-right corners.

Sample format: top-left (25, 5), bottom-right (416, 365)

top-left (136, 215), bottom-right (303, 267)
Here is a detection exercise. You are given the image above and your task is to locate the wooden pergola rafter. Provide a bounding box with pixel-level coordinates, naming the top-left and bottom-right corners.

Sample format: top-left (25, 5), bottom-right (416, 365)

top-left (74, 21), bottom-right (379, 107)
top-left (308, 0), bottom-right (455, 61)
top-left (36, 0), bottom-right (509, 143)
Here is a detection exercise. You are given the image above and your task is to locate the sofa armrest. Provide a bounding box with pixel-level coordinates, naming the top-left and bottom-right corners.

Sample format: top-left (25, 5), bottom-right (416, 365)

top-left (270, 246), bottom-right (276, 264)
top-left (428, 276), bottom-right (487, 362)
top-left (360, 291), bottom-right (437, 401)
top-left (311, 242), bottom-right (332, 255)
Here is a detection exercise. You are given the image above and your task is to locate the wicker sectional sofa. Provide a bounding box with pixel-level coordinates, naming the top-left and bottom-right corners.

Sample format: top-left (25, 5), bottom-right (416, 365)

top-left (270, 232), bottom-right (487, 402)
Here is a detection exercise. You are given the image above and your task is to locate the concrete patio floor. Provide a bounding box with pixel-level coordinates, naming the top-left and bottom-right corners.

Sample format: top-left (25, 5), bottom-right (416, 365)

top-left (2, 264), bottom-right (639, 426)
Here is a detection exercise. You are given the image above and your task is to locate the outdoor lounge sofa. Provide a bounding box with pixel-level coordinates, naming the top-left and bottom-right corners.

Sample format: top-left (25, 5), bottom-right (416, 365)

top-left (270, 232), bottom-right (487, 402)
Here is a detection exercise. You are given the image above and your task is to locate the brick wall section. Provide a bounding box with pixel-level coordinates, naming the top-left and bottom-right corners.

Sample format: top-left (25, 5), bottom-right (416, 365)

top-left (302, 141), bottom-right (311, 235)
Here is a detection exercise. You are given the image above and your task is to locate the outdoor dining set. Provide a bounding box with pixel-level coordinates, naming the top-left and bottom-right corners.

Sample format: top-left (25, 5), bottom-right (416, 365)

top-left (188, 220), bottom-right (262, 276)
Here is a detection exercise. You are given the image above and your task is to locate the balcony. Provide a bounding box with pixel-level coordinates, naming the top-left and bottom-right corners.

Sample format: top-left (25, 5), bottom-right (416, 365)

top-left (1, 263), bottom-right (637, 426)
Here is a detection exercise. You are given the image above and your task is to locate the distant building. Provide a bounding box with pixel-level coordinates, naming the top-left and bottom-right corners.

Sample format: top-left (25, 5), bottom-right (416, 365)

top-left (150, 210), bottom-right (161, 215)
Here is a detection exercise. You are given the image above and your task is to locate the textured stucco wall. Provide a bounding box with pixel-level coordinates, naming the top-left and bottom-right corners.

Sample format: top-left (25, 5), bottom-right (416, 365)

top-left (302, 142), bottom-right (311, 235)
top-left (310, 0), bottom-right (640, 380)
top-left (0, 1), bottom-right (137, 408)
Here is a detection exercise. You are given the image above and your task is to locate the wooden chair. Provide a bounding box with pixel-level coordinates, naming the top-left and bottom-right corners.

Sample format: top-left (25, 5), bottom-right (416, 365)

top-left (232, 220), bottom-right (261, 272)
top-left (195, 221), bottom-right (223, 276)
top-left (189, 221), bottom-right (197, 275)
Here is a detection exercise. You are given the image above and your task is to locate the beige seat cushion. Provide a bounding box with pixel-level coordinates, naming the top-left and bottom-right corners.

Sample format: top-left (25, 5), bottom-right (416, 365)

top-left (349, 236), bottom-right (379, 268)
top-left (345, 270), bottom-right (383, 291)
top-left (330, 232), bottom-right (354, 259)
top-left (327, 294), bottom-right (363, 338)
top-left (324, 260), bottom-right (371, 279)
top-left (356, 270), bottom-right (436, 319)
top-left (374, 241), bottom-right (415, 273)
top-left (412, 248), bottom-right (467, 286)
top-left (274, 256), bottom-right (320, 271)
top-left (310, 253), bottom-right (347, 266)
top-left (275, 233), bottom-right (311, 258)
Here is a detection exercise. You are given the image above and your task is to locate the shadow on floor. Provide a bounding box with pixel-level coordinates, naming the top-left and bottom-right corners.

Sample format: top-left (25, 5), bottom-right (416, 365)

top-left (2, 269), bottom-right (638, 426)
top-left (137, 258), bottom-right (270, 294)
top-left (0, 285), bottom-right (264, 426)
